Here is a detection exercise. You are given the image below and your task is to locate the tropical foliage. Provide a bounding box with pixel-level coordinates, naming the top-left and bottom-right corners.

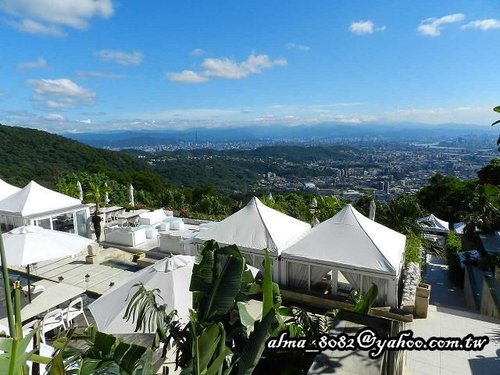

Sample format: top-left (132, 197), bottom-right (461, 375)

top-left (125, 241), bottom-right (379, 374)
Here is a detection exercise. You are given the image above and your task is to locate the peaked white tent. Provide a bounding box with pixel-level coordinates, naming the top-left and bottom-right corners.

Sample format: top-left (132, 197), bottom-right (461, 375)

top-left (89, 255), bottom-right (194, 334)
top-left (417, 214), bottom-right (449, 234)
top-left (0, 178), bottom-right (20, 201)
top-left (281, 204), bottom-right (406, 306)
top-left (0, 181), bottom-right (89, 237)
top-left (194, 197), bottom-right (311, 277)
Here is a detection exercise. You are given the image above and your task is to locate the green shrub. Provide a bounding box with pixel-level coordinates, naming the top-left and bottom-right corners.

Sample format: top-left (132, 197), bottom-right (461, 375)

top-left (444, 232), bottom-right (464, 287)
top-left (404, 233), bottom-right (422, 267)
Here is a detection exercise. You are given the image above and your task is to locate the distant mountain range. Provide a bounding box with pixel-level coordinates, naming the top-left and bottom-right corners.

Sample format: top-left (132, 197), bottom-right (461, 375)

top-left (63, 123), bottom-right (496, 149)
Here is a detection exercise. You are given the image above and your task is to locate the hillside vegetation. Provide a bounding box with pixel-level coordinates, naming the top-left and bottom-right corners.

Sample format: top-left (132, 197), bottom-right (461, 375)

top-left (0, 124), bottom-right (145, 188)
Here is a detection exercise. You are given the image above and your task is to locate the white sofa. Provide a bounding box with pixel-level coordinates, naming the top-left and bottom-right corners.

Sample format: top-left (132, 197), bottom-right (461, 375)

top-left (105, 226), bottom-right (147, 247)
top-left (138, 209), bottom-right (169, 226)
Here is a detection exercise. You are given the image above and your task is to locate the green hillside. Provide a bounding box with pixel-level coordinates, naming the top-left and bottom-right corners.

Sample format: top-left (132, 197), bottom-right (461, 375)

top-left (0, 124), bottom-right (148, 188)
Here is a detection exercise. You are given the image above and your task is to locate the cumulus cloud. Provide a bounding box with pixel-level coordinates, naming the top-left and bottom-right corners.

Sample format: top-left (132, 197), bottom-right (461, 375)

top-left (76, 71), bottom-right (125, 79)
top-left (190, 48), bottom-right (205, 56)
top-left (17, 57), bottom-right (48, 72)
top-left (0, 0), bottom-right (114, 36)
top-left (27, 78), bottom-right (95, 109)
top-left (417, 13), bottom-right (465, 36)
top-left (167, 70), bottom-right (209, 83)
top-left (462, 19), bottom-right (500, 31)
top-left (44, 113), bottom-right (64, 121)
top-left (94, 49), bottom-right (144, 66)
top-left (349, 20), bottom-right (386, 35)
top-left (286, 43), bottom-right (310, 51)
top-left (167, 53), bottom-right (287, 83)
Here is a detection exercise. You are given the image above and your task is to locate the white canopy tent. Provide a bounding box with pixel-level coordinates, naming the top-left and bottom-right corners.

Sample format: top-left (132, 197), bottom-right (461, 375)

top-left (281, 205), bottom-right (406, 307)
top-left (89, 255), bottom-right (194, 334)
top-left (0, 178), bottom-right (20, 201)
top-left (0, 180), bottom-right (90, 237)
top-left (417, 214), bottom-right (449, 234)
top-left (194, 197), bottom-right (311, 278)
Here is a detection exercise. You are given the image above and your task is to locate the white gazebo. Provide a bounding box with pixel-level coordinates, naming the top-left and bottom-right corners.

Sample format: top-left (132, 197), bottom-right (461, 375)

top-left (0, 181), bottom-right (90, 237)
top-left (417, 214), bottom-right (449, 234)
top-left (0, 178), bottom-right (21, 201)
top-left (281, 204), bottom-right (406, 307)
top-left (194, 197), bottom-right (311, 279)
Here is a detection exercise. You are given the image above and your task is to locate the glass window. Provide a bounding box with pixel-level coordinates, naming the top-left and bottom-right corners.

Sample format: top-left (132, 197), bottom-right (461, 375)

top-left (75, 210), bottom-right (88, 237)
top-left (37, 218), bottom-right (51, 230)
top-left (52, 212), bottom-right (75, 233)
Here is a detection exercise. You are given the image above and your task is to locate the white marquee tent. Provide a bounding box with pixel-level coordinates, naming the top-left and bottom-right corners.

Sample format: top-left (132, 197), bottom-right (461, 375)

top-left (194, 197), bottom-right (311, 278)
top-left (281, 204), bottom-right (406, 306)
top-left (0, 178), bottom-right (20, 201)
top-left (0, 181), bottom-right (90, 237)
top-left (417, 214), bottom-right (449, 234)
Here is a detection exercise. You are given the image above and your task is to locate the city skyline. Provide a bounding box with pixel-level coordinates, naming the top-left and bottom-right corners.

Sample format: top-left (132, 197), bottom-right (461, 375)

top-left (1, 0), bottom-right (499, 133)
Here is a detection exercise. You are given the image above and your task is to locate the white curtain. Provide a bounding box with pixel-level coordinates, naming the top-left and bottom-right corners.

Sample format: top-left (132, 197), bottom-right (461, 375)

top-left (286, 262), bottom-right (330, 291)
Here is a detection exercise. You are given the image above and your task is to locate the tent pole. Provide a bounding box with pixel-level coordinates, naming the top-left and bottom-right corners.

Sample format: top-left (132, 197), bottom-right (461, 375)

top-left (26, 265), bottom-right (32, 303)
top-left (331, 269), bottom-right (338, 296)
top-left (307, 264), bottom-right (311, 291)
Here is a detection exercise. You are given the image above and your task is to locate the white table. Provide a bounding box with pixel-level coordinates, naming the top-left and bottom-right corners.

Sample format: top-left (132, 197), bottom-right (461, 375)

top-left (0, 281), bottom-right (85, 326)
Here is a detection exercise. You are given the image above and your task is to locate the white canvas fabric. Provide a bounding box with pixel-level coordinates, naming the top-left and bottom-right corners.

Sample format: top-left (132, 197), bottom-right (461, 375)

top-left (417, 214), bottom-right (449, 233)
top-left (0, 225), bottom-right (92, 266)
top-left (0, 178), bottom-right (21, 201)
top-left (89, 255), bottom-right (194, 334)
top-left (282, 204), bottom-right (406, 276)
top-left (0, 181), bottom-right (82, 217)
top-left (195, 197), bottom-right (311, 256)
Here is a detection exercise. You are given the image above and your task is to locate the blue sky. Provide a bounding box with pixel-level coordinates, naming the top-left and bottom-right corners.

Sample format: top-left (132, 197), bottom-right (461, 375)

top-left (0, 0), bottom-right (499, 133)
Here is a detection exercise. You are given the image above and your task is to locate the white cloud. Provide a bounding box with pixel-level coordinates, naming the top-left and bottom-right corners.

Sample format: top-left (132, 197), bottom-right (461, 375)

top-left (286, 43), bottom-right (310, 51)
top-left (190, 48), bottom-right (205, 56)
top-left (462, 19), bottom-right (500, 31)
top-left (166, 70), bottom-right (209, 83)
top-left (417, 13), bottom-right (465, 36)
top-left (17, 57), bottom-right (48, 72)
top-left (94, 49), bottom-right (144, 66)
top-left (1, 0), bottom-right (114, 36)
top-left (44, 113), bottom-right (64, 121)
top-left (167, 53), bottom-right (287, 84)
top-left (349, 20), bottom-right (386, 35)
top-left (27, 78), bottom-right (95, 109)
top-left (76, 71), bottom-right (125, 79)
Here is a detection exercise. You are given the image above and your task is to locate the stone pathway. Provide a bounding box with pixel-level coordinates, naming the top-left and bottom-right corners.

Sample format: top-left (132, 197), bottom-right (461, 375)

top-left (407, 254), bottom-right (500, 374)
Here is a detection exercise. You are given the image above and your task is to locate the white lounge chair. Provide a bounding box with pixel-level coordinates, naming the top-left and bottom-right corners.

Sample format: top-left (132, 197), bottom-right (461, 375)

top-left (41, 309), bottom-right (66, 344)
top-left (65, 297), bottom-right (89, 326)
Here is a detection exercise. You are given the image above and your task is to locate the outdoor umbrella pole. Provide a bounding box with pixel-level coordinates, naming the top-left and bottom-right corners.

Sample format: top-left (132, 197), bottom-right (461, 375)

top-left (26, 264), bottom-right (32, 303)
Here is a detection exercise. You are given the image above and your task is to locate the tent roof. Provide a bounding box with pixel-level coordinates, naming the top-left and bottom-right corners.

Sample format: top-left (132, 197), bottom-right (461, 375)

top-left (281, 204), bottom-right (406, 276)
top-left (418, 214), bottom-right (449, 232)
top-left (0, 178), bottom-right (21, 201)
top-left (0, 180), bottom-right (82, 217)
top-left (195, 197), bottom-right (311, 255)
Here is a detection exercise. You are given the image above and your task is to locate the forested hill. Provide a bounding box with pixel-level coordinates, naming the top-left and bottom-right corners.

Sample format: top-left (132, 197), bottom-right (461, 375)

top-left (152, 145), bottom-right (357, 163)
top-left (0, 124), bottom-right (152, 188)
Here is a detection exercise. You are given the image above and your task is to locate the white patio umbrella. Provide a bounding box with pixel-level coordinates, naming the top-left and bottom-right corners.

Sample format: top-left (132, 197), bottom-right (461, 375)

top-left (128, 183), bottom-right (134, 207)
top-left (0, 225), bottom-right (93, 302)
top-left (77, 181), bottom-right (83, 201)
top-left (369, 200), bottom-right (376, 221)
top-left (89, 255), bottom-right (194, 334)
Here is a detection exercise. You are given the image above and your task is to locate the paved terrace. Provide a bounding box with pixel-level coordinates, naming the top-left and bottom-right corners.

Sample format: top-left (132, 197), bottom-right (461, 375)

top-left (9, 246), bottom-right (136, 296)
top-left (408, 254), bottom-right (500, 374)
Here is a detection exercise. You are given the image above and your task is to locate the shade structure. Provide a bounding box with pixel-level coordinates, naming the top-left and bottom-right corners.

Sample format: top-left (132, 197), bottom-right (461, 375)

top-left (417, 214), bottom-right (449, 233)
top-left (0, 178), bottom-right (21, 201)
top-left (281, 205), bottom-right (406, 306)
top-left (195, 197), bottom-right (311, 256)
top-left (89, 255), bottom-right (194, 334)
top-left (0, 225), bottom-right (93, 266)
top-left (0, 181), bottom-right (82, 217)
